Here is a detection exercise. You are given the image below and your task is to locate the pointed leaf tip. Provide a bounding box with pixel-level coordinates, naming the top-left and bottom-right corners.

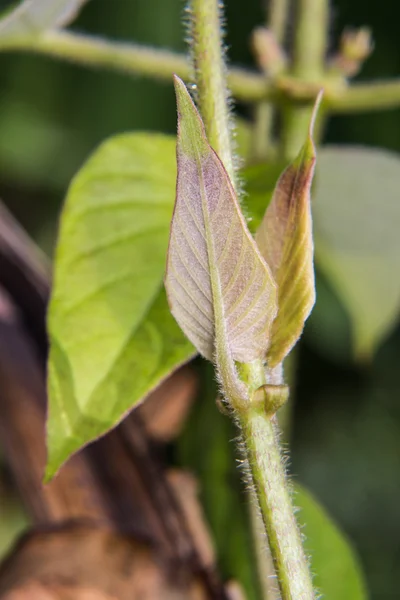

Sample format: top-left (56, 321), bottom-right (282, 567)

top-left (256, 99), bottom-right (320, 366)
top-left (309, 89), bottom-right (324, 138)
top-left (166, 78), bottom-right (277, 371)
top-left (173, 75), bottom-right (209, 160)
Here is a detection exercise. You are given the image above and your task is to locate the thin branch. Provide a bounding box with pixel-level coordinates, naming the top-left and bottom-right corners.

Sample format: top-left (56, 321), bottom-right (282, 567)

top-left (0, 30), bottom-right (269, 104)
top-left (0, 30), bottom-right (399, 115)
top-left (328, 79), bottom-right (400, 112)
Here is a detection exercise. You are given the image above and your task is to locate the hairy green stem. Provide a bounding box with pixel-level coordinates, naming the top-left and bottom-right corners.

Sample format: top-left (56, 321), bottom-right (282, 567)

top-left (250, 3), bottom-right (291, 597)
top-left (188, 0), bottom-right (314, 596)
top-left (238, 403), bottom-right (314, 600)
top-left (188, 0), bottom-right (235, 184)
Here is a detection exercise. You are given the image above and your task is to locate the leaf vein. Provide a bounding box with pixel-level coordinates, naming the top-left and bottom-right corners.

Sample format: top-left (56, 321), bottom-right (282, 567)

top-left (169, 262), bottom-right (213, 324)
top-left (173, 216), bottom-right (208, 271)
top-left (230, 280), bottom-right (269, 335)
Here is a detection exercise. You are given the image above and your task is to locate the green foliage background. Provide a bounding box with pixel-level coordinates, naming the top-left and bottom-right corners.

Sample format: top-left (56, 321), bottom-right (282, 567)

top-left (0, 1), bottom-right (399, 598)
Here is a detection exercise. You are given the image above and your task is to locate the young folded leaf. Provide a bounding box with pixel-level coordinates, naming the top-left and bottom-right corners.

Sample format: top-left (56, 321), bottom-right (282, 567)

top-left (256, 93), bottom-right (322, 367)
top-left (165, 76), bottom-right (277, 401)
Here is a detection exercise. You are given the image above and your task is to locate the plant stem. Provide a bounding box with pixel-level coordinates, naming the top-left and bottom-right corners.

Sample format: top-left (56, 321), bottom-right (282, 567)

top-left (282, 0), bottom-right (329, 159)
top-left (251, 102), bottom-right (275, 163)
top-left (188, 1), bottom-right (315, 596)
top-left (1, 30), bottom-right (400, 114)
top-left (238, 403), bottom-right (314, 600)
top-left (251, 0), bottom-right (289, 161)
top-left (268, 0), bottom-right (289, 44)
top-left (188, 0), bottom-right (235, 185)
top-left (292, 0), bottom-right (329, 80)
top-left (329, 79), bottom-right (400, 111)
top-left (0, 30), bottom-right (268, 103)
top-left (248, 499), bottom-right (278, 600)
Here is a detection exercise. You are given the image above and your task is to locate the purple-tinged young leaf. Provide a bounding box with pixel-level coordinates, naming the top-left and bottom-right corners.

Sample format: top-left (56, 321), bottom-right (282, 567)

top-left (0, 0), bottom-right (89, 36)
top-left (256, 93), bottom-right (322, 367)
top-left (165, 76), bottom-right (277, 381)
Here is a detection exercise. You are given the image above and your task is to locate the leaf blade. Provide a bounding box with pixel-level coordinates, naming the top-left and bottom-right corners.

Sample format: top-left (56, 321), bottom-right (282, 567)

top-left (46, 132), bottom-right (195, 479)
top-left (296, 483), bottom-right (367, 600)
top-left (166, 76), bottom-right (277, 371)
top-left (255, 102), bottom-right (319, 367)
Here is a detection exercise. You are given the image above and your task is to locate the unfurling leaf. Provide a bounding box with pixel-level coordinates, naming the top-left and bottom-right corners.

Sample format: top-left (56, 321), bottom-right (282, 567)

top-left (165, 77), bottom-right (277, 398)
top-left (255, 95), bottom-right (321, 367)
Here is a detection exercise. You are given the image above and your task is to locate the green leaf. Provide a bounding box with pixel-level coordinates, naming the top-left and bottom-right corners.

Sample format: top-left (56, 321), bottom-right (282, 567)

top-left (166, 77), bottom-right (277, 403)
top-left (46, 132), bottom-right (194, 480)
top-left (296, 483), bottom-right (367, 600)
top-left (0, 0), bottom-right (88, 38)
top-left (314, 146), bottom-right (400, 359)
top-left (255, 97), bottom-right (320, 367)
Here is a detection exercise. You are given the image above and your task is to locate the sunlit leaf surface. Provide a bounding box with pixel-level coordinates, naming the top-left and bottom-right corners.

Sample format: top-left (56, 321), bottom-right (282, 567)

top-left (46, 133), bottom-right (194, 479)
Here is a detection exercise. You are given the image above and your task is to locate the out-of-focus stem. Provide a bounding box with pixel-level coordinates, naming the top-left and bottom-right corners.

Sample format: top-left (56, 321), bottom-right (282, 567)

top-left (1, 30), bottom-right (400, 114)
top-left (282, 0), bottom-right (329, 159)
top-left (251, 0), bottom-right (289, 161)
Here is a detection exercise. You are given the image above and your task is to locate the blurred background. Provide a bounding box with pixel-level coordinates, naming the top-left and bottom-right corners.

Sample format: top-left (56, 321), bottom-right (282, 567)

top-left (0, 0), bottom-right (399, 598)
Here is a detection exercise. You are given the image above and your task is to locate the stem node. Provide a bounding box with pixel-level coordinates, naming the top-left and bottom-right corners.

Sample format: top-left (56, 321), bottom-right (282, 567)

top-left (252, 384), bottom-right (289, 418)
